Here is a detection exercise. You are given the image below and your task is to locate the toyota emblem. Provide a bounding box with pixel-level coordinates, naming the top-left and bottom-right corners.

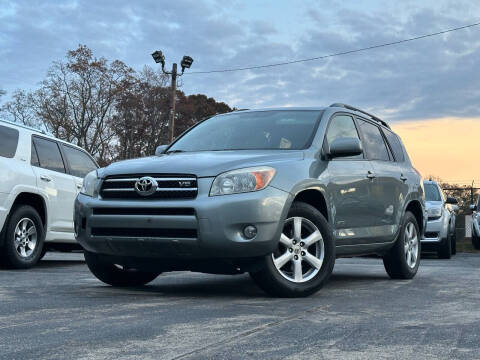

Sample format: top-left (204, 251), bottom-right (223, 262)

top-left (134, 176), bottom-right (158, 196)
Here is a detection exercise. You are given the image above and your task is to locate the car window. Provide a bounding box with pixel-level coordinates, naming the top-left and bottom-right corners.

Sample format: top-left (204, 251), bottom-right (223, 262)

top-left (357, 120), bottom-right (390, 161)
top-left (0, 125), bottom-right (19, 158)
top-left (325, 115), bottom-right (362, 159)
top-left (32, 137), bottom-right (66, 173)
top-left (424, 183), bottom-right (442, 201)
top-left (167, 110), bottom-right (323, 152)
top-left (384, 130), bottom-right (405, 162)
top-left (31, 141), bottom-right (40, 167)
top-left (62, 145), bottom-right (97, 178)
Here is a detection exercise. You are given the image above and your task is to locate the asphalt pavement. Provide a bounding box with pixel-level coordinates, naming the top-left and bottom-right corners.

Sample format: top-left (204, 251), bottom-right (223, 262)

top-left (1, 252), bottom-right (479, 360)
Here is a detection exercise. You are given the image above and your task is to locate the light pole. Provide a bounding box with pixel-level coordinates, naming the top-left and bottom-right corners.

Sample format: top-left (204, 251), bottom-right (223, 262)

top-left (151, 50), bottom-right (194, 143)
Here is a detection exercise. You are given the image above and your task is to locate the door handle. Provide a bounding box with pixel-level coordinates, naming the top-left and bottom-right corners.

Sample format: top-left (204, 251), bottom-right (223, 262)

top-left (367, 171), bottom-right (376, 179)
top-left (400, 174), bottom-right (408, 182)
top-left (76, 184), bottom-right (82, 190)
top-left (40, 175), bottom-right (52, 182)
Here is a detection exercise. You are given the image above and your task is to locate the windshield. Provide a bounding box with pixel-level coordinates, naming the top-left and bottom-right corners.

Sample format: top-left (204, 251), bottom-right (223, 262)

top-left (424, 183), bottom-right (442, 201)
top-left (168, 110), bottom-right (323, 152)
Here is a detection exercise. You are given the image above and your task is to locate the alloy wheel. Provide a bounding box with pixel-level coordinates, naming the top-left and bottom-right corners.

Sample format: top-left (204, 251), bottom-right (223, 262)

top-left (404, 222), bottom-right (419, 268)
top-left (14, 218), bottom-right (37, 258)
top-left (272, 217), bottom-right (324, 283)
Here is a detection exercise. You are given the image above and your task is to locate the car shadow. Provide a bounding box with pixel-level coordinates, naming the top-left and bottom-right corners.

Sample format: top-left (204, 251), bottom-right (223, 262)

top-left (37, 259), bottom-right (85, 268)
top-left (80, 270), bottom-right (392, 299)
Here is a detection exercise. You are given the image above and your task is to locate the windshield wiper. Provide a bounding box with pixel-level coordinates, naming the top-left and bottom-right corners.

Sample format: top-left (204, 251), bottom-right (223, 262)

top-left (166, 149), bottom-right (186, 154)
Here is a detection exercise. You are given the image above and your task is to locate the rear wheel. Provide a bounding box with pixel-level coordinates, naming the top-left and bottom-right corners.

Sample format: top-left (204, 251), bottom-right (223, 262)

top-left (250, 202), bottom-right (335, 297)
top-left (1, 205), bottom-right (45, 269)
top-left (383, 211), bottom-right (420, 279)
top-left (84, 251), bottom-right (160, 287)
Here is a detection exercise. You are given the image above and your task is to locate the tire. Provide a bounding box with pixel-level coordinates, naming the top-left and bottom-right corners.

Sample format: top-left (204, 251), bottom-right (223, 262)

top-left (0, 205), bottom-right (45, 269)
top-left (84, 251), bottom-right (160, 287)
top-left (438, 234), bottom-right (452, 259)
top-left (39, 246), bottom-right (48, 261)
top-left (451, 231), bottom-right (457, 255)
top-left (472, 229), bottom-right (480, 250)
top-left (383, 211), bottom-right (420, 279)
top-left (250, 202), bottom-right (335, 298)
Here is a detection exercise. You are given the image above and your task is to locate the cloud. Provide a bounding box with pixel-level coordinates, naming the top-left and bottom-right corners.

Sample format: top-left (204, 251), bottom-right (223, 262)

top-left (1, 0), bottom-right (480, 122)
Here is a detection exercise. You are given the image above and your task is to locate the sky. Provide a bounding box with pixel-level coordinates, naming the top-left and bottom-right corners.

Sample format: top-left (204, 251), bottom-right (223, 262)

top-left (1, 0), bottom-right (480, 183)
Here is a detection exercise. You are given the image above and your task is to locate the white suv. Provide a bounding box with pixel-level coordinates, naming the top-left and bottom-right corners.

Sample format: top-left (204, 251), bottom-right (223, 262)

top-left (0, 120), bottom-right (98, 268)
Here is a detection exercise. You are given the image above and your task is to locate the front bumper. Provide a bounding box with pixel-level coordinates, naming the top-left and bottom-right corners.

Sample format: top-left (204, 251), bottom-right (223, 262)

top-left (75, 180), bottom-right (292, 260)
top-left (421, 216), bottom-right (447, 243)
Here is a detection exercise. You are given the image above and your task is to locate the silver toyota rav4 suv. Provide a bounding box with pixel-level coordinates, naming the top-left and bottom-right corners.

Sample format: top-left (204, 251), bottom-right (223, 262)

top-left (75, 104), bottom-right (426, 297)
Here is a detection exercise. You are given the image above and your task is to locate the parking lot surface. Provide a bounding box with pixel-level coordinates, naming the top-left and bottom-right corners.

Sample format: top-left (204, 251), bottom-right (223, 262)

top-left (1, 253), bottom-right (479, 360)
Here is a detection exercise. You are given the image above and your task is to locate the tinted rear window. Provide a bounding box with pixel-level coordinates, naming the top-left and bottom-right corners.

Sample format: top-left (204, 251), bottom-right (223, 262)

top-left (32, 137), bottom-right (66, 173)
top-left (357, 120), bottom-right (390, 161)
top-left (0, 125), bottom-right (19, 158)
top-left (384, 130), bottom-right (405, 162)
top-left (62, 145), bottom-right (97, 178)
top-left (424, 183), bottom-right (442, 201)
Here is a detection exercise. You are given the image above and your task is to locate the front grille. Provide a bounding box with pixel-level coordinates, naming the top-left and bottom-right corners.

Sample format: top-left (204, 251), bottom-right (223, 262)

top-left (92, 207), bottom-right (195, 216)
top-left (91, 227), bottom-right (197, 238)
top-left (100, 174), bottom-right (198, 200)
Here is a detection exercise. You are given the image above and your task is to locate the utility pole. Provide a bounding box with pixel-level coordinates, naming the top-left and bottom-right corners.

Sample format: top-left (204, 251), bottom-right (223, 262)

top-left (151, 51), bottom-right (194, 144)
top-left (170, 63), bottom-right (177, 144)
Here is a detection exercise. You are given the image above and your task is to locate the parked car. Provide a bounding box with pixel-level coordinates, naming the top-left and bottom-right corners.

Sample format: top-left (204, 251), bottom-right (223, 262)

top-left (75, 104), bottom-right (426, 297)
top-left (0, 120), bottom-right (98, 268)
top-left (422, 180), bottom-right (458, 258)
top-left (471, 196), bottom-right (480, 250)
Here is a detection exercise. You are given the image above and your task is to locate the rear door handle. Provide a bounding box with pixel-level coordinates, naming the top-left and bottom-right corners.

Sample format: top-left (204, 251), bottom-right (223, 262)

top-left (400, 175), bottom-right (408, 182)
top-left (367, 171), bottom-right (376, 179)
top-left (40, 175), bottom-right (52, 182)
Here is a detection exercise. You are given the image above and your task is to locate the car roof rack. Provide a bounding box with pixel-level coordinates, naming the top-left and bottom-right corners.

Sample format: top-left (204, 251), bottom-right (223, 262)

top-left (0, 119), bottom-right (48, 134)
top-left (329, 103), bottom-right (390, 129)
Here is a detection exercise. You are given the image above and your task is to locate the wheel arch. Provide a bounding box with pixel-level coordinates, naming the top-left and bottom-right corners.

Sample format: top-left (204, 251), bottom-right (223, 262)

top-left (10, 192), bottom-right (47, 228)
top-left (292, 188), bottom-right (329, 223)
top-left (405, 200), bottom-right (424, 236)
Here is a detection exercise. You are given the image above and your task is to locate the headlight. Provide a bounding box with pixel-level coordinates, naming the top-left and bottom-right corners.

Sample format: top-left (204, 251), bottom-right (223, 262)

top-left (427, 207), bottom-right (442, 219)
top-left (81, 170), bottom-right (99, 197)
top-left (210, 166), bottom-right (276, 196)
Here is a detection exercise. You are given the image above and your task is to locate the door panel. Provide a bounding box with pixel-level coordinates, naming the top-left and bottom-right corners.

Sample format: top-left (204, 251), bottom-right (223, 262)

top-left (356, 118), bottom-right (406, 243)
top-left (32, 137), bottom-right (77, 235)
top-left (326, 160), bottom-right (376, 246)
top-left (323, 113), bottom-right (378, 246)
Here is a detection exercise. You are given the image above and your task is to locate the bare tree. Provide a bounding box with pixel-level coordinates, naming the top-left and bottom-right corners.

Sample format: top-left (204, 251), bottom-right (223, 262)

top-left (35, 45), bottom-right (134, 164)
top-left (1, 90), bottom-right (44, 128)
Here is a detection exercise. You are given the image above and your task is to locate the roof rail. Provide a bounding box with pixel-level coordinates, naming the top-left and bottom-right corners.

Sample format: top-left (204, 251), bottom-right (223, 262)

top-left (329, 103), bottom-right (390, 129)
top-left (0, 119), bottom-right (48, 135)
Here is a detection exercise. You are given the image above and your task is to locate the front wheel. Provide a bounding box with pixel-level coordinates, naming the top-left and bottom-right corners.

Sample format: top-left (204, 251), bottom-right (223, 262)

top-left (84, 251), bottom-right (160, 287)
top-left (0, 205), bottom-right (45, 269)
top-left (250, 202), bottom-right (335, 297)
top-left (383, 211), bottom-right (420, 279)
top-left (472, 228), bottom-right (480, 250)
top-left (438, 234), bottom-right (452, 259)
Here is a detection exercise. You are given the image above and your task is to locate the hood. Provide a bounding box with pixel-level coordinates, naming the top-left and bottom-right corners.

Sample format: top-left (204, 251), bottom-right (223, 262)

top-left (101, 150), bottom-right (304, 178)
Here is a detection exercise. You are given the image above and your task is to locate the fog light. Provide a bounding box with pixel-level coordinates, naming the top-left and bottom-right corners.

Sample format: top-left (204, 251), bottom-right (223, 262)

top-left (243, 225), bottom-right (257, 239)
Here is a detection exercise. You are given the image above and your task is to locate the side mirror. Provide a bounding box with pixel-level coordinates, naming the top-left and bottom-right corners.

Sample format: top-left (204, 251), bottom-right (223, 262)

top-left (446, 197), bottom-right (458, 205)
top-left (328, 137), bottom-right (363, 158)
top-left (155, 145), bottom-right (168, 156)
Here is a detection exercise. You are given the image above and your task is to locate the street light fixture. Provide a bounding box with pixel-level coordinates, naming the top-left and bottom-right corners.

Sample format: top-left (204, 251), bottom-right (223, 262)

top-left (151, 50), bottom-right (194, 143)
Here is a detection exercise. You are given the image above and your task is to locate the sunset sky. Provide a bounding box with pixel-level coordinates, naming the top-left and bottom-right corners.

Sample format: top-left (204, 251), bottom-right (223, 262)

top-left (392, 118), bottom-right (480, 184)
top-left (1, 0), bottom-right (479, 182)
